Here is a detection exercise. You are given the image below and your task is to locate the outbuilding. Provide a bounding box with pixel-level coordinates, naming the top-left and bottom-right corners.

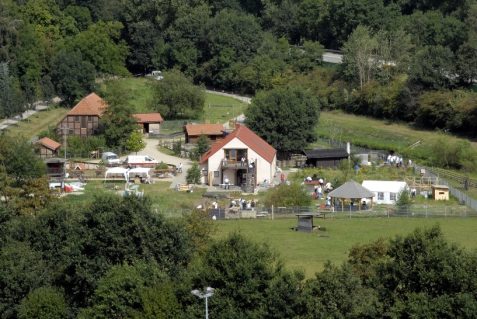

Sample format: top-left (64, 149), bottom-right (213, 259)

top-left (302, 148), bottom-right (348, 168)
top-left (362, 180), bottom-right (408, 205)
top-left (37, 137), bottom-right (61, 159)
top-left (133, 113), bottom-right (164, 135)
top-left (432, 185), bottom-right (449, 201)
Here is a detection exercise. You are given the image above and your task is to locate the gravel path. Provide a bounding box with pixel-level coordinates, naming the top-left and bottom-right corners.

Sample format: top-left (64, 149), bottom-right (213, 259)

top-left (140, 138), bottom-right (193, 188)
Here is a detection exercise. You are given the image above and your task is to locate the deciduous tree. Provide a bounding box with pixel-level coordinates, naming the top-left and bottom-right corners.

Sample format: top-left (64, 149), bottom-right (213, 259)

top-left (245, 86), bottom-right (320, 157)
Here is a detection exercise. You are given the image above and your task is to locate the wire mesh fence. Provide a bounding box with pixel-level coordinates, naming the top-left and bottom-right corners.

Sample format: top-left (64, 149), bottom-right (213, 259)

top-left (149, 204), bottom-right (477, 220)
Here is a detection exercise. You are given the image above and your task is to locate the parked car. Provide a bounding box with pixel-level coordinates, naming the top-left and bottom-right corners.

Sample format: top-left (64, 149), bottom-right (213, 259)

top-left (124, 155), bottom-right (159, 168)
top-left (102, 152), bottom-right (121, 166)
top-left (146, 70), bottom-right (163, 80)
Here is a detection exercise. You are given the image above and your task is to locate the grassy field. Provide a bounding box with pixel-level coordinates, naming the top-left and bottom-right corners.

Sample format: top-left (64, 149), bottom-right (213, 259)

top-left (317, 110), bottom-right (477, 157)
top-left (4, 108), bottom-right (68, 140)
top-left (99, 77), bottom-right (156, 113)
top-left (99, 77), bottom-right (247, 129)
top-left (202, 93), bottom-right (248, 124)
top-left (215, 217), bottom-right (477, 278)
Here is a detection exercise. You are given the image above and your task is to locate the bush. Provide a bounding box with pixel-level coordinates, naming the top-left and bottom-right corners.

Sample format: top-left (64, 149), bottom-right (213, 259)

top-left (263, 183), bottom-right (312, 207)
top-left (396, 189), bottom-right (412, 211)
top-left (186, 163), bottom-right (201, 184)
top-left (155, 162), bottom-right (169, 170)
top-left (66, 136), bottom-right (107, 158)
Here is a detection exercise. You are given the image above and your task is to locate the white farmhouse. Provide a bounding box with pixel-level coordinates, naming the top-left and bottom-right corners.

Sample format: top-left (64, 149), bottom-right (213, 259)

top-left (362, 180), bottom-right (408, 205)
top-left (200, 124), bottom-right (277, 192)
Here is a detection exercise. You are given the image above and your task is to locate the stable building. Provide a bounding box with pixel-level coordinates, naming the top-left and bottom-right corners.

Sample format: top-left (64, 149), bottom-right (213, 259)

top-left (133, 113), bottom-right (164, 135)
top-left (303, 148), bottom-right (349, 168)
top-left (200, 124), bottom-right (276, 192)
top-left (36, 137), bottom-right (61, 159)
top-left (184, 123), bottom-right (225, 144)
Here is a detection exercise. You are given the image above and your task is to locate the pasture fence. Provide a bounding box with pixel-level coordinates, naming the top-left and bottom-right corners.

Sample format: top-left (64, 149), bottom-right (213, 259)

top-left (414, 164), bottom-right (477, 212)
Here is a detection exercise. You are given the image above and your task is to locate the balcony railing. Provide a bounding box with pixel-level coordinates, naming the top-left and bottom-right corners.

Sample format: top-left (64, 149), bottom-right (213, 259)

top-left (221, 159), bottom-right (249, 169)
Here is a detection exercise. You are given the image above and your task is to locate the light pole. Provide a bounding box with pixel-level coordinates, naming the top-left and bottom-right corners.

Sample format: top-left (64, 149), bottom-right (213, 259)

top-left (191, 287), bottom-right (214, 319)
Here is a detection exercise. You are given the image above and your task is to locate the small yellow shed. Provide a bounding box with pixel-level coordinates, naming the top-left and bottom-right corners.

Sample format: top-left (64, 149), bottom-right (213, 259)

top-left (432, 185), bottom-right (449, 201)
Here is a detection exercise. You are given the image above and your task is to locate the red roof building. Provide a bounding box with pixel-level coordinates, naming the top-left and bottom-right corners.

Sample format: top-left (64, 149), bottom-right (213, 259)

top-left (199, 124), bottom-right (276, 192)
top-left (37, 137), bottom-right (62, 158)
top-left (57, 93), bottom-right (107, 137)
top-left (133, 113), bottom-right (164, 135)
top-left (184, 123), bottom-right (225, 144)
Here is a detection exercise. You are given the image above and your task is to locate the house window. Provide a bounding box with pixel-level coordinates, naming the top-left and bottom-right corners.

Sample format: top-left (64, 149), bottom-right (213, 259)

top-left (75, 116), bottom-right (80, 122)
top-left (214, 171), bottom-right (219, 177)
top-left (378, 192), bottom-right (384, 200)
top-left (390, 193), bottom-right (396, 201)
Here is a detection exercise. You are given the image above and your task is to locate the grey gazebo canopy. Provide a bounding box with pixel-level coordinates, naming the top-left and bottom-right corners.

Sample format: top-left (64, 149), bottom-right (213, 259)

top-left (328, 180), bottom-right (374, 199)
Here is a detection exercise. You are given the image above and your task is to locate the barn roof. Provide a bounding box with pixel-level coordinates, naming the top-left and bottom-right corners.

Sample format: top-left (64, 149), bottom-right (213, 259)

top-left (67, 93), bottom-right (107, 116)
top-left (133, 113), bottom-right (164, 123)
top-left (185, 123), bottom-right (225, 136)
top-left (37, 137), bottom-right (61, 150)
top-left (303, 148), bottom-right (348, 159)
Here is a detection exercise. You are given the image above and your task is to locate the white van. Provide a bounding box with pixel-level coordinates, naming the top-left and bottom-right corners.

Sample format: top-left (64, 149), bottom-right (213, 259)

top-left (102, 152), bottom-right (121, 166)
top-left (124, 155), bottom-right (158, 168)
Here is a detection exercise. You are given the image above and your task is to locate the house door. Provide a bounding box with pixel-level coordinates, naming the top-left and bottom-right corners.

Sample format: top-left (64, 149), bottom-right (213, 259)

top-left (236, 169), bottom-right (246, 186)
top-left (143, 123), bottom-right (149, 133)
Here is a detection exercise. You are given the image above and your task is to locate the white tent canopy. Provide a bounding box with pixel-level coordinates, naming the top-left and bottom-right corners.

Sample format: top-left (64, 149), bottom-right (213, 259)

top-left (127, 167), bottom-right (152, 181)
top-left (105, 167), bottom-right (128, 181)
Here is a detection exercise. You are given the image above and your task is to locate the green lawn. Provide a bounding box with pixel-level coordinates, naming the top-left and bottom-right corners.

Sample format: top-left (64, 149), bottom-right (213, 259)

top-left (98, 77), bottom-right (247, 127)
top-left (4, 108), bottom-right (69, 140)
top-left (202, 93), bottom-right (248, 124)
top-left (99, 77), bottom-right (156, 113)
top-left (317, 110), bottom-right (477, 158)
top-left (215, 217), bottom-right (477, 278)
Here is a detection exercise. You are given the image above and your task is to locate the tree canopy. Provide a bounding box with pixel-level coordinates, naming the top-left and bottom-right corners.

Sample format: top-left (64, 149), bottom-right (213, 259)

top-left (245, 86), bottom-right (320, 156)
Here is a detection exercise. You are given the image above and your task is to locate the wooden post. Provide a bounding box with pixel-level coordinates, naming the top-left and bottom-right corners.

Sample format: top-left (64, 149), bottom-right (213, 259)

top-left (271, 205), bottom-right (274, 220)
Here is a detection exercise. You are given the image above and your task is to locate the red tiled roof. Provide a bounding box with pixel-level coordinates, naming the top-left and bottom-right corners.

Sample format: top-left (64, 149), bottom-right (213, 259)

top-left (185, 123), bottom-right (225, 136)
top-left (200, 124), bottom-right (276, 164)
top-left (37, 137), bottom-right (61, 150)
top-left (67, 93), bottom-right (107, 116)
top-left (133, 113), bottom-right (164, 123)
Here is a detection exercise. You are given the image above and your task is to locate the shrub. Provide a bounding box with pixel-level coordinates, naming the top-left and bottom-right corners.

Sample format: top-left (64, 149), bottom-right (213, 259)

top-left (396, 189), bottom-right (412, 211)
top-left (263, 183), bottom-right (312, 207)
top-left (186, 163), bottom-right (201, 184)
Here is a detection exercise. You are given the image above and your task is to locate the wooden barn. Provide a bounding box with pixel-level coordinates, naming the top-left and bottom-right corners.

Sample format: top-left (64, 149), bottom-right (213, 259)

top-left (37, 137), bottom-right (62, 159)
top-left (133, 113), bottom-right (164, 135)
top-left (303, 148), bottom-right (349, 168)
top-left (184, 123), bottom-right (225, 144)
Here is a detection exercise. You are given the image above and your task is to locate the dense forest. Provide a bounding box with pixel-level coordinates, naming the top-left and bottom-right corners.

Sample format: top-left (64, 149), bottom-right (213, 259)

top-left (1, 0), bottom-right (477, 136)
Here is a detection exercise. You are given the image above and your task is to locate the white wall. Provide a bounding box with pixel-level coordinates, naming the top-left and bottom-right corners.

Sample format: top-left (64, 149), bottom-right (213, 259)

top-left (205, 137), bottom-right (276, 185)
top-left (362, 181), bottom-right (407, 205)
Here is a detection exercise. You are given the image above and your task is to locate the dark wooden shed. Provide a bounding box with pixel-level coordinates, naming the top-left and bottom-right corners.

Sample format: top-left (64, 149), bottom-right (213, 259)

top-left (303, 148), bottom-right (348, 168)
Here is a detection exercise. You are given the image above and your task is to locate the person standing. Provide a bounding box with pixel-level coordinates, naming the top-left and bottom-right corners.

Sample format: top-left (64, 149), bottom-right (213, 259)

top-left (224, 176), bottom-right (230, 189)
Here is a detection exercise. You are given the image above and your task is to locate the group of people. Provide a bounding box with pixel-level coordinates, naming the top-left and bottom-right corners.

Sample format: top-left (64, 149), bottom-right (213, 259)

top-left (229, 198), bottom-right (256, 210)
top-left (386, 154), bottom-right (412, 168)
top-left (303, 176), bottom-right (333, 200)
